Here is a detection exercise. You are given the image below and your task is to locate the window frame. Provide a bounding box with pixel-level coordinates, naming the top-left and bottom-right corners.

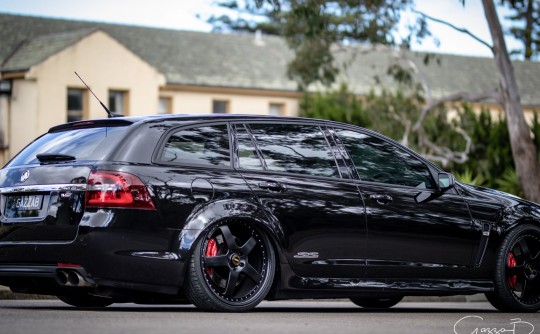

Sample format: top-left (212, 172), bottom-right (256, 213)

top-left (230, 120), bottom-right (347, 180)
top-left (108, 89), bottom-right (129, 116)
top-left (158, 96), bottom-right (173, 114)
top-left (332, 125), bottom-right (440, 190)
top-left (212, 100), bottom-right (230, 114)
top-left (152, 121), bottom-right (234, 169)
top-left (67, 87), bottom-right (88, 122)
top-left (268, 103), bottom-right (285, 116)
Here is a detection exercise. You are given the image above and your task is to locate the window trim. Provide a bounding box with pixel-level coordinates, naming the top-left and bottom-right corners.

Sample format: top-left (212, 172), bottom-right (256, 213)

top-left (152, 121), bottom-right (233, 169)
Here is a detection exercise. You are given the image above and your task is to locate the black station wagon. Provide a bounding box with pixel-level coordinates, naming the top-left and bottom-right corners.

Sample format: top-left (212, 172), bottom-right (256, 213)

top-left (0, 114), bottom-right (539, 312)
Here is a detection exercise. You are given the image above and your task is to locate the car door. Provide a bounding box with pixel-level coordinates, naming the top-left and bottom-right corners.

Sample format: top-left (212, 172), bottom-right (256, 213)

top-left (232, 122), bottom-right (367, 278)
top-left (333, 127), bottom-right (476, 279)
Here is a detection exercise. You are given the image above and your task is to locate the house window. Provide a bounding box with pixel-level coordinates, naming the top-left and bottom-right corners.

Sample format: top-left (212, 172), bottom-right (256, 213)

top-left (158, 97), bottom-right (172, 114)
top-left (109, 90), bottom-right (128, 115)
top-left (67, 88), bottom-right (87, 122)
top-left (212, 100), bottom-right (229, 114)
top-left (269, 103), bottom-right (284, 116)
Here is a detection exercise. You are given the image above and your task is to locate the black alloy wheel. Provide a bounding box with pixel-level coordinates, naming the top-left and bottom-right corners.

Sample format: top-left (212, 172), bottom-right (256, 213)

top-left (350, 296), bottom-right (403, 309)
top-left (486, 224), bottom-right (540, 312)
top-left (184, 221), bottom-right (275, 312)
top-left (57, 294), bottom-right (113, 308)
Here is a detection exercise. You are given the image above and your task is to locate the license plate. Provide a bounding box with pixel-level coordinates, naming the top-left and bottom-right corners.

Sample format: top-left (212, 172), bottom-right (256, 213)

top-left (6, 195), bottom-right (44, 211)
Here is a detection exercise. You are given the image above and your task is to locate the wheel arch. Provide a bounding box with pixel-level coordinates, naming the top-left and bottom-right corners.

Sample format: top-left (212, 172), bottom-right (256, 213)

top-left (480, 217), bottom-right (540, 271)
top-left (176, 198), bottom-right (287, 285)
top-left (501, 216), bottom-right (540, 236)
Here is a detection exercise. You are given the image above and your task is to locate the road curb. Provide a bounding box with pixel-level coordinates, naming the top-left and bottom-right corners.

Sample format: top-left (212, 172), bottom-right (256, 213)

top-left (0, 286), bottom-right (55, 300)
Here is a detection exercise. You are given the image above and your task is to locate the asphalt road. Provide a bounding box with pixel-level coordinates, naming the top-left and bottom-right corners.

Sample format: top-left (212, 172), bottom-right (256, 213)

top-left (0, 300), bottom-right (539, 334)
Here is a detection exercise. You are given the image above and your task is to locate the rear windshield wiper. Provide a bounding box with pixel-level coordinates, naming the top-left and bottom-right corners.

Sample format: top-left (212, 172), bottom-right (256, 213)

top-left (36, 153), bottom-right (76, 163)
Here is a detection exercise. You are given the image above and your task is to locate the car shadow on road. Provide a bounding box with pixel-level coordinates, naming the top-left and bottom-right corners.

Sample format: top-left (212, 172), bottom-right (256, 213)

top-left (3, 304), bottom-right (499, 314)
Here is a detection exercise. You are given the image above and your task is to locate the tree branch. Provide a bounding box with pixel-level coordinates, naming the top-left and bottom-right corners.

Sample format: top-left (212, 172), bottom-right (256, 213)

top-left (417, 124), bottom-right (472, 167)
top-left (412, 90), bottom-right (500, 131)
top-left (413, 9), bottom-right (494, 52)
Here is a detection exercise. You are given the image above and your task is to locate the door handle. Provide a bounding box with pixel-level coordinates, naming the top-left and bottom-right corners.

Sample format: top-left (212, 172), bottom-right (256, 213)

top-left (258, 181), bottom-right (286, 192)
top-left (369, 194), bottom-right (393, 205)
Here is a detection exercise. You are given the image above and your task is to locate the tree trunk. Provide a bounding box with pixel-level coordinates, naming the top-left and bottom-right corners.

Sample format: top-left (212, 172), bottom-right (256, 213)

top-left (482, 0), bottom-right (540, 203)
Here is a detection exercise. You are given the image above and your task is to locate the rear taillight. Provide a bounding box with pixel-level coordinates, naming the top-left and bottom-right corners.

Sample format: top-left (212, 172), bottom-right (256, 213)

top-left (86, 171), bottom-right (156, 210)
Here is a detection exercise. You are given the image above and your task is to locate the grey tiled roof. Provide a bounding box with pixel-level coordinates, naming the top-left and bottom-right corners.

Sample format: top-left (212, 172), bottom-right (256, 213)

top-left (1, 13), bottom-right (539, 106)
top-left (2, 28), bottom-right (97, 71)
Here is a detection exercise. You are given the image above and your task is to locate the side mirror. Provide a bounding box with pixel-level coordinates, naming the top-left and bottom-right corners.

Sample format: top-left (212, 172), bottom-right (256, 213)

top-left (438, 172), bottom-right (455, 192)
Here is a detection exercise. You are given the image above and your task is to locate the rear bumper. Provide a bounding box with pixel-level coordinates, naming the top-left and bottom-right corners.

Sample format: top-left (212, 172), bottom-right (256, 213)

top-left (0, 235), bottom-right (185, 296)
top-left (0, 264), bottom-right (95, 286)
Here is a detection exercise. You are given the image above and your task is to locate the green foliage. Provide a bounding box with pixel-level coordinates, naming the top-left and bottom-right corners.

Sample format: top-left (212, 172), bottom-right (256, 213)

top-left (300, 84), bottom-right (370, 127)
top-left (454, 169), bottom-right (486, 186)
top-left (448, 107), bottom-right (514, 182)
top-left (495, 168), bottom-right (524, 198)
top-left (206, 0), bottom-right (284, 35)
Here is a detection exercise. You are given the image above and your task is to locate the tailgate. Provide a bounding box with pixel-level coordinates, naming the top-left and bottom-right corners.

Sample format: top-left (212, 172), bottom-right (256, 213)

top-left (0, 165), bottom-right (92, 242)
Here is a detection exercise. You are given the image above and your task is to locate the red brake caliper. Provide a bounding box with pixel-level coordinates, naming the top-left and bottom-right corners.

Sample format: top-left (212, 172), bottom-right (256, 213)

top-left (205, 238), bottom-right (218, 275)
top-left (507, 251), bottom-right (517, 289)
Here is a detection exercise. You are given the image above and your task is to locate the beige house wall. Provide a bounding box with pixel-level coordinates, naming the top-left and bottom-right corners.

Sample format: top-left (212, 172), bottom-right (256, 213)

top-left (2, 30), bottom-right (166, 162)
top-left (8, 79), bottom-right (38, 164)
top-left (160, 88), bottom-right (299, 116)
top-left (0, 95), bottom-right (10, 167)
top-left (25, 30), bottom-right (165, 131)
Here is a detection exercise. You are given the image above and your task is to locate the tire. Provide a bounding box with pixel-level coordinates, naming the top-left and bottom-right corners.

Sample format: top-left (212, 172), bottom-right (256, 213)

top-left (485, 224), bottom-right (540, 312)
top-left (184, 220), bottom-right (276, 312)
top-left (350, 296), bottom-right (403, 309)
top-left (57, 294), bottom-right (113, 308)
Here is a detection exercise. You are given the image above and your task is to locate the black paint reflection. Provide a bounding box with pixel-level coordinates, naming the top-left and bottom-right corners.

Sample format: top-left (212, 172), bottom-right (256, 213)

top-left (247, 124), bottom-right (339, 177)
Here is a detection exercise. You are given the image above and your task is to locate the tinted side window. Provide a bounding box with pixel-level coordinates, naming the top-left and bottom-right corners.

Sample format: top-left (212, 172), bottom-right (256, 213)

top-left (335, 129), bottom-right (434, 189)
top-left (161, 125), bottom-right (230, 166)
top-left (247, 123), bottom-right (339, 177)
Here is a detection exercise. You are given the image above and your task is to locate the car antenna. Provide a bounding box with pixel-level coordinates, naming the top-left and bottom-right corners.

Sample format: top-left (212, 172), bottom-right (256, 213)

top-left (74, 72), bottom-right (119, 118)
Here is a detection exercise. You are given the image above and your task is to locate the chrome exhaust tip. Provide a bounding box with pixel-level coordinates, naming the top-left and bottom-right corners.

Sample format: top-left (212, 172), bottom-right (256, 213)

top-left (56, 268), bottom-right (96, 288)
top-left (67, 271), bottom-right (83, 286)
top-left (56, 270), bottom-right (69, 286)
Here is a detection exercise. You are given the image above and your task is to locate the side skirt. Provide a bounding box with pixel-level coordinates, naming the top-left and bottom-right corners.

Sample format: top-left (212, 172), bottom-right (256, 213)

top-left (270, 276), bottom-right (493, 300)
top-left (291, 277), bottom-right (493, 291)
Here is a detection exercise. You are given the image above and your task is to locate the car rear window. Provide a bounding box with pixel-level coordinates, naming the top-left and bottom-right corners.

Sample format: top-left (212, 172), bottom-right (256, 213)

top-left (6, 127), bottom-right (127, 167)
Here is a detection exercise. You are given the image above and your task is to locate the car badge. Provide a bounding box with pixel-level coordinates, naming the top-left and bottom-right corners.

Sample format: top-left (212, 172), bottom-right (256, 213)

top-left (20, 170), bottom-right (30, 183)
